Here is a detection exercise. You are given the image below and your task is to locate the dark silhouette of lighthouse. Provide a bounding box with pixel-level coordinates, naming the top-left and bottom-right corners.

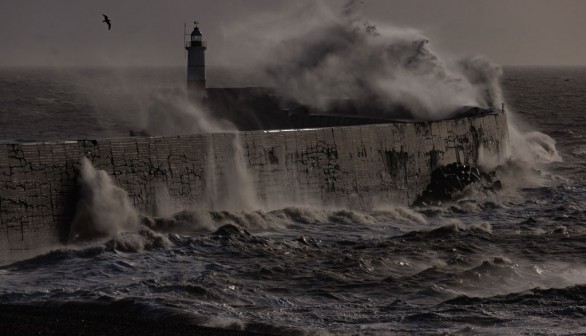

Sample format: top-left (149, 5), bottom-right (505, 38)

top-left (185, 21), bottom-right (207, 91)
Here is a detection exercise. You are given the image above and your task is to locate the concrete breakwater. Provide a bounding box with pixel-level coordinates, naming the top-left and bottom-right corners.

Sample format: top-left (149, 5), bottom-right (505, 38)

top-left (0, 112), bottom-right (507, 264)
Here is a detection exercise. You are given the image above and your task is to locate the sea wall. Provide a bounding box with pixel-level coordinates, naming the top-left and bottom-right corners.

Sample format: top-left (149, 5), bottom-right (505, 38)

top-left (0, 112), bottom-right (508, 264)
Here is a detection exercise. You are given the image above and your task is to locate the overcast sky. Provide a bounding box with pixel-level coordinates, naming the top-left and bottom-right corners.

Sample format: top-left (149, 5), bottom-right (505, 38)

top-left (0, 0), bottom-right (584, 67)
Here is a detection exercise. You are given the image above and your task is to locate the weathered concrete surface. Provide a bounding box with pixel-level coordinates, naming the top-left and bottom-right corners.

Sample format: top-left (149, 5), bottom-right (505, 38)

top-left (0, 112), bottom-right (508, 264)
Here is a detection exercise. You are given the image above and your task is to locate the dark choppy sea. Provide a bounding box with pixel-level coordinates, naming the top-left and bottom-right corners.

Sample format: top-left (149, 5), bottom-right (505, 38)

top-left (0, 67), bottom-right (585, 335)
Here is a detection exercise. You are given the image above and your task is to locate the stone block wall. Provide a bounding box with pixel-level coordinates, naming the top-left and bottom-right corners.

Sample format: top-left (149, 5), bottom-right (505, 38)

top-left (0, 112), bottom-right (508, 264)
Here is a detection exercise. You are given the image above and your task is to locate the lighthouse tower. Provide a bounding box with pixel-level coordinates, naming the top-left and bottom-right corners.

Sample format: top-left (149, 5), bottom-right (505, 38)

top-left (185, 21), bottom-right (207, 90)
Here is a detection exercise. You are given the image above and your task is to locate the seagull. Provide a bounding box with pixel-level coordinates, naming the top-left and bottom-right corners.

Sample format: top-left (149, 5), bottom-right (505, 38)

top-left (102, 14), bottom-right (111, 30)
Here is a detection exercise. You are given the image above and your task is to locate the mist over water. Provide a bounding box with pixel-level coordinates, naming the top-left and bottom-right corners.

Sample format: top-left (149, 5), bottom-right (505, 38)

top-left (69, 69), bottom-right (237, 136)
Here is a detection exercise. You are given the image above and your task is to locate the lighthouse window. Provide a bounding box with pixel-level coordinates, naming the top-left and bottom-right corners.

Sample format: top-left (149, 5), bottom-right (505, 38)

top-left (192, 35), bottom-right (202, 42)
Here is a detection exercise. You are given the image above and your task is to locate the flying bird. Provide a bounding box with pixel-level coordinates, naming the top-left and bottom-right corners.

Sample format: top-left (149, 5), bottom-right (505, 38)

top-left (102, 14), bottom-right (111, 30)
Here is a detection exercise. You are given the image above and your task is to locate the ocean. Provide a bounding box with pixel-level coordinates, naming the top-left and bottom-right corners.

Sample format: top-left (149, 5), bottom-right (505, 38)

top-left (0, 66), bottom-right (585, 335)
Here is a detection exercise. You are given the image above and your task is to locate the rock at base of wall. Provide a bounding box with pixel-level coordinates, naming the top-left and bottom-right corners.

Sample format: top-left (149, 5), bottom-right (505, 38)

top-left (414, 163), bottom-right (502, 206)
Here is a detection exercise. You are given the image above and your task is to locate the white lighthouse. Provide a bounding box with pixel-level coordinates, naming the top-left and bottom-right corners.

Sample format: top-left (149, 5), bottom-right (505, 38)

top-left (185, 21), bottom-right (207, 90)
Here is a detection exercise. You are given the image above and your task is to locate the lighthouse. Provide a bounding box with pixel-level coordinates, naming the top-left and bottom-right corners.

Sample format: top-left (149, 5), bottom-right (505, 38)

top-left (185, 21), bottom-right (207, 90)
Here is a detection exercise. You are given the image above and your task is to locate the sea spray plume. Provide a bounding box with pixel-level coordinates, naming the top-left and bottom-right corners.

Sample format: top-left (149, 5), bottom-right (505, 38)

top-left (203, 133), bottom-right (262, 211)
top-left (254, 1), bottom-right (490, 120)
top-left (506, 117), bottom-right (562, 164)
top-left (478, 124), bottom-right (562, 192)
top-left (70, 158), bottom-right (172, 250)
top-left (69, 157), bottom-right (140, 243)
top-left (476, 100), bottom-right (562, 171)
top-left (222, 134), bottom-right (261, 211)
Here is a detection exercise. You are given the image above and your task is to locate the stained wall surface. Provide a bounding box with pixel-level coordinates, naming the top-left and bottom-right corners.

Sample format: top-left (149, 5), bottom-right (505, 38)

top-left (0, 112), bottom-right (508, 264)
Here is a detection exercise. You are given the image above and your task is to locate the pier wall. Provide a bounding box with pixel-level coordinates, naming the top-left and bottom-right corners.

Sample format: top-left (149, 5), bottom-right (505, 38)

top-left (0, 112), bottom-right (508, 264)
